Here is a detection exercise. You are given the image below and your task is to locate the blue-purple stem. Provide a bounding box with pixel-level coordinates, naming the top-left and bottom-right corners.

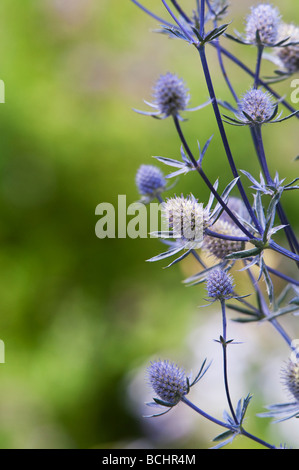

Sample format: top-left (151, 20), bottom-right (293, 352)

top-left (196, 44), bottom-right (262, 234)
top-left (181, 396), bottom-right (276, 449)
top-left (220, 299), bottom-right (238, 424)
top-left (252, 125), bottom-right (299, 259)
top-left (246, 266), bottom-right (293, 348)
top-left (172, 115), bottom-right (254, 239)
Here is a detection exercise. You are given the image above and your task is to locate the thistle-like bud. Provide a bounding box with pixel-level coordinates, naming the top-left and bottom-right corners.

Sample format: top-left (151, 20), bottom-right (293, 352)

top-left (153, 73), bottom-right (190, 118)
top-left (206, 268), bottom-right (234, 301)
top-left (147, 360), bottom-right (188, 405)
top-left (245, 3), bottom-right (281, 46)
top-left (238, 88), bottom-right (276, 124)
top-left (282, 359), bottom-right (299, 402)
top-left (136, 165), bottom-right (166, 200)
top-left (203, 220), bottom-right (245, 260)
top-left (163, 195), bottom-right (205, 249)
top-left (276, 23), bottom-right (299, 73)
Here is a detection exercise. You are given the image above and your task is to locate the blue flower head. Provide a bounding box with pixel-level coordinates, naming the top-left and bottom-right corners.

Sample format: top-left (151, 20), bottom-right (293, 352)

top-left (276, 23), bottom-right (299, 73)
top-left (203, 219), bottom-right (245, 260)
top-left (245, 3), bottom-right (281, 46)
top-left (147, 360), bottom-right (188, 406)
top-left (136, 164), bottom-right (166, 202)
top-left (145, 358), bottom-right (210, 417)
top-left (206, 268), bottom-right (235, 301)
top-left (238, 88), bottom-right (276, 124)
top-left (223, 88), bottom-right (298, 126)
top-left (282, 358), bottom-right (299, 403)
top-left (153, 73), bottom-right (190, 118)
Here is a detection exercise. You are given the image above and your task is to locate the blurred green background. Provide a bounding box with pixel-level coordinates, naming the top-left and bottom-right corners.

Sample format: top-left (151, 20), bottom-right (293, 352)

top-left (0, 0), bottom-right (297, 449)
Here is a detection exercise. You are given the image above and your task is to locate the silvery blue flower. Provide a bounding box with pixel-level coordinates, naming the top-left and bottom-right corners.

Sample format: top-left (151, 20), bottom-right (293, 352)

top-left (145, 358), bottom-right (210, 417)
top-left (223, 88), bottom-right (298, 126)
top-left (136, 164), bottom-right (166, 203)
top-left (245, 3), bottom-right (281, 46)
top-left (275, 23), bottom-right (299, 73)
top-left (206, 268), bottom-right (235, 301)
top-left (134, 72), bottom-right (211, 120)
top-left (258, 358), bottom-right (299, 422)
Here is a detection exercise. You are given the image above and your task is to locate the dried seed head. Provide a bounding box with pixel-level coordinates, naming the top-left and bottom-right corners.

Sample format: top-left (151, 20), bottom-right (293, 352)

top-left (203, 220), bottom-right (245, 260)
top-left (147, 360), bottom-right (188, 405)
top-left (153, 73), bottom-right (190, 117)
top-left (245, 3), bottom-right (281, 46)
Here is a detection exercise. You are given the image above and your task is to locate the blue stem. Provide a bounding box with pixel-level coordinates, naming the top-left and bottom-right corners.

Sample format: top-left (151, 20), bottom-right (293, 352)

top-left (246, 266), bottom-right (293, 348)
top-left (196, 45), bottom-right (262, 234)
top-left (181, 396), bottom-right (276, 448)
top-left (254, 45), bottom-right (264, 89)
top-left (220, 299), bottom-right (238, 424)
top-left (252, 125), bottom-right (299, 258)
top-left (173, 116), bottom-right (254, 238)
top-left (130, 0), bottom-right (173, 26)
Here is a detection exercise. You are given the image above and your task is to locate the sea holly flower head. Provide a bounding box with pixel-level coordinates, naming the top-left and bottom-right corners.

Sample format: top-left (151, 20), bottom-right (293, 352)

top-left (162, 194), bottom-right (205, 249)
top-left (258, 358), bottom-right (299, 423)
top-left (145, 359), bottom-right (210, 417)
top-left (147, 360), bottom-right (189, 407)
top-left (225, 3), bottom-right (285, 48)
top-left (133, 72), bottom-right (212, 120)
top-left (136, 164), bottom-right (166, 203)
top-left (206, 268), bottom-right (235, 301)
top-left (153, 73), bottom-right (189, 118)
top-left (203, 219), bottom-right (246, 260)
top-left (275, 23), bottom-right (299, 73)
top-left (239, 88), bottom-right (275, 124)
top-left (282, 358), bottom-right (299, 403)
top-left (223, 88), bottom-right (298, 126)
top-left (245, 3), bottom-right (281, 46)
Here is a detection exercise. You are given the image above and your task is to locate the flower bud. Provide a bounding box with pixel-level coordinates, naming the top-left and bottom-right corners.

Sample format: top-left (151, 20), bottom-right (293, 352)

top-left (206, 268), bottom-right (234, 301)
top-left (153, 73), bottom-right (189, 117)
top-left (147, 360), bottom-right (188, 405)
top-left (136, 165), bottom-right (166, 199)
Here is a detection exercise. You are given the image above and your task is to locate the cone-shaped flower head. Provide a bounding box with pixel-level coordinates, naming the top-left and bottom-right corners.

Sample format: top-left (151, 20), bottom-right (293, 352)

top-left (206, 268), bottom-right (234, 301)
top-left (282, 359), bottom-right (299, 403)
top-left (203, 220), bottom-right (245, 260)
top-left (153, 73), bottom-right (190, 117)
top-left (245, 3), bottom-right (281, 46)
top-left (163, 195), bottom-right (205, 249)
top-left (136, 165), bottom-right (166, 200)
top-left (238, 88), bottom-right (276, 124)
top-left (276, 23), bottom-right (299, 73)
top-left (147, 360), bottom-right (188, 405)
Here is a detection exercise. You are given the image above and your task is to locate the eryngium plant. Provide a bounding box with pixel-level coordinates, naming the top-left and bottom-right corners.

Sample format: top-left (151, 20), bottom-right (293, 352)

top-left (129, 0), bottom-right (299, 449)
